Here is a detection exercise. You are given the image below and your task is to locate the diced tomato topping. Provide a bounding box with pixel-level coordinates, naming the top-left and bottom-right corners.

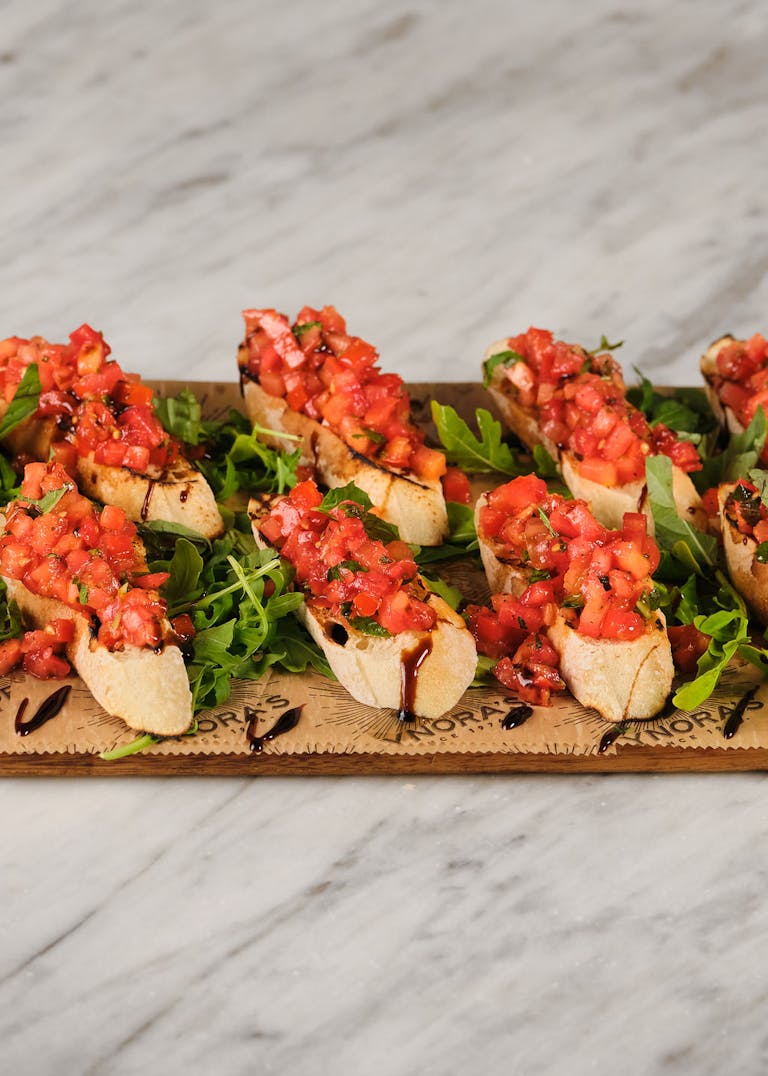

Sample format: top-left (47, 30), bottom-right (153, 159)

top-left (468, 475), bottom-right (664, 704)
top-left (258, 479), bottom-right (436, 636)
top-left (494, 328), bottom-right (701, 482)
top-left (441, 466), bottom-right (471, 505)
top-left (240, 306), bottom-right (446, 482)
top-left (0, 326), bottom-right (179, 475)
top-left (709, 334), bottom-right (768, 464)
top-left (0, 461), bottom-right (172, 659)
top-left (723, 481), bottom-right (768, 541)
top-left (668, 623), bottom-right (710, 674)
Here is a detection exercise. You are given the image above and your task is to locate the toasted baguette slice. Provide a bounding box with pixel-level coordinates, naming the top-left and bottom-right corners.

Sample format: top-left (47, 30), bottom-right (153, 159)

top-left (485, 338), bottom-right (706, 535)
top-left (0, 408), bottom-right (224, 539)
top-left (2, 579), bottom-right (192, 735)
top-left (475, 492), bottom-right (674, 722)
top-left (700, 335), bottom-right (745, 435)
top-left (719, 483), bottom-right (768, 624)
top-left (73, 456), bottom-right (223, 539)
top-left (547, 610), bottom-right (673, 724)
top-left (249, 496), bottom-right (475, 718)
top-left (241, 377), bottom-right (448, 546)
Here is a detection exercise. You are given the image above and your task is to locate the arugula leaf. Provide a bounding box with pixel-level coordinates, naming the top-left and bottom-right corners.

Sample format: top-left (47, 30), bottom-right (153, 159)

top-left (163, 538), bottom-right (204, 610)
top-left (446, 501), bottom-right (476, 545)
top-left (532, 444), bottom-right (559, 479)
top-left (0, 454), bottom-right (19, 507)
top-left (155, 393), bottom-right (301, 502)
top-left (673, 611), bottom-right (749, 710)
top-left (482, 349), bottom-right (523, 387)
top-left (0, 364), bottom-right (41, 438)
top-left (431, 402), bottom-right (519, 475)
top-left (100, 734), bottom-right (159, 761)
top-left (422, 575), bottom-right (463, 610)
top-left (590, 335), bottom-right (624, 354)
top-left (154, 388), bottom-right (204, 445)
top-left (645, 454), bottom-right (717, 571)
top-left (140, 519), bottom-right (211, 548)
top-left (696, 406), bottom-right (767, 492)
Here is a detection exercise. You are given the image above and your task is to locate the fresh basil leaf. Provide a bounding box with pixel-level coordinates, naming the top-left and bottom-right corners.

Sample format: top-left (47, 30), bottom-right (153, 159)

top-left (292, 321), bottom-right (322, 337)
top-left (645, 454), bottom-right (717, 570)
top-left (348, 616), bottom-right (392, 637)
top-left (320, 482), bottom-right (373, 513)
top-left (351, 427), bottom-right (386, 445)
top-left (24, 484), bottom-right (72, 514)
top-left (77, 581), bottom-right (89, 605)
top-left (528, 568), bottom-right (551, 582)
top-left (361, 512), bottom-right (402, 545)
top-left (327, 559), bottom-right (365, 581)
top-left (482, 349), bottom-right (524, 387)
top-left (431, 402), bottom-right (519, 475)
top-left (0, 364), bottom-right (41, 438)
top-left (423, 575), bottom-right (463, 610)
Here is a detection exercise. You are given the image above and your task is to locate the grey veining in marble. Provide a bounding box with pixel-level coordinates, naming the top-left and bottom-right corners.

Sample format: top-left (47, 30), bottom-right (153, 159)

top-left (2, 2), bottom-right (768, 1074)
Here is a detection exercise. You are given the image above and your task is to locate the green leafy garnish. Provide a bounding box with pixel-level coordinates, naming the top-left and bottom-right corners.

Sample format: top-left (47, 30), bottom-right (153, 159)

top-left (154, 388), bottom-right (205, 445)
top-left (351, 428), bottom-right (386, 445)
top-left (327, 560), bottom-right (365, 581)
top-left (645, 455), bottom-right (717, 572)
top-left (23, 484), bottom-right (73, 515)
top-left (348, 616), bottom-right (392, 637)
top-left (319, 482), bottom-right (373, 513)
top-left (590, 335), bottom-right (624, 354)
top-left (0, 578), bottom-right (21, 641)
top-left (431, 402), bottom-right (519, 475)
top-left (100, 734), bottom-right (158, 761)
top-left (756, 542), bottom-right (768, 564)
top-left (482, 349), bottom-right (523, 387)
top-left (423, 575), bottom-right (463, 610)
top-left (473, 653), bottom-right (497, 685)
top-left (535, 506), bottom-right (557, 537)
top-left (0, 364), bottom-right (41, 438)
top-left (292, 321), bottom-right (322, 337)
top-left (696, 406), bottom-right (767, 493)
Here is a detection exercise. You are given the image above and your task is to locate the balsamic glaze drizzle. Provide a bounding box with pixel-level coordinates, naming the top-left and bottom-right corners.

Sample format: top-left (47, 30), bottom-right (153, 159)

top-left (14, 685), bottom-right (72, 736)
top-left (723, 686), bottom-right (759, 740)
top-left (247, 706), bottom-right (303, 753)
top-left (501, 704), bottom-right (533, 730)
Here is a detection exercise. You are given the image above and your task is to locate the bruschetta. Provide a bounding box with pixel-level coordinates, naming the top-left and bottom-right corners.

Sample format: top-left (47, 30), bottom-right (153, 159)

top-left (701, 333), bottom-right (768, 450)
top-left (248, 479), bottom-right (476, 719)
top-left (0, 326), bottom-right (224, 538)
top-left (718, 480), bottom-right (768, 624)
top-left (469, 474), bottom-right (674, 723)
top-left (0, 460), bottom-right (193, 735)
top-left (484, 327), bottom-right (706, 533)
top-left (238, 306), bottom-right (449, 545)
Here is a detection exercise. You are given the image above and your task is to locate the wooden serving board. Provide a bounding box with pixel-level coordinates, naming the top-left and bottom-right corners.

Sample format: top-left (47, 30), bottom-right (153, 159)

top-left (2, 381), bottom-right (767, 776)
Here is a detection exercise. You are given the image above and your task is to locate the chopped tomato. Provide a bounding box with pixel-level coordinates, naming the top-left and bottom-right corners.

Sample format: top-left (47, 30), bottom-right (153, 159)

top-left (240, 307), bottom-right (446, 482)
top-left (259, 480), bottom-right (435, 636)
top-left (441, 467), bottom-right (471, 505)
top-left (668, 623), bottom-right (710, 674)
top-left (0, 461), bottom-right (171, 658)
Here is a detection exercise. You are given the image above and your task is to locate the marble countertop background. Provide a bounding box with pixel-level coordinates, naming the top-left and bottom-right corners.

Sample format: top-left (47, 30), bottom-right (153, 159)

top-left (2, 2), bottom-right (768, 1073)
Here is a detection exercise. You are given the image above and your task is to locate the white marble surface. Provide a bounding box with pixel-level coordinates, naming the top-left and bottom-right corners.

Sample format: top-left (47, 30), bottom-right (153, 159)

top-left (2, 2), bottom-right (768, 1073)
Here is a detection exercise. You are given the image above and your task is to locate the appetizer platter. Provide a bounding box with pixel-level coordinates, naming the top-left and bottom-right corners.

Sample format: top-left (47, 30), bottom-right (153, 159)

top-left (3, 313), bottom-right (768, 774)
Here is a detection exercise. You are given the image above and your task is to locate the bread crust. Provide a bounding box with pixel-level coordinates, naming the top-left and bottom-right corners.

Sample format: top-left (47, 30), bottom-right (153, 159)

top-left (249, 497), bottom-right (476, 718)
top-left (475, 492), bottom-right (674, 722)
top-left (2, 579), bottom-right (193, 735)
top-left (485, 345), bottom-right (705, 534)
top-left (718, 483), bottom-right (768, 624)
top-left (241, 378), bottom-right (448, 546)
top-left (74, 456), bottom-right (224, 539)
